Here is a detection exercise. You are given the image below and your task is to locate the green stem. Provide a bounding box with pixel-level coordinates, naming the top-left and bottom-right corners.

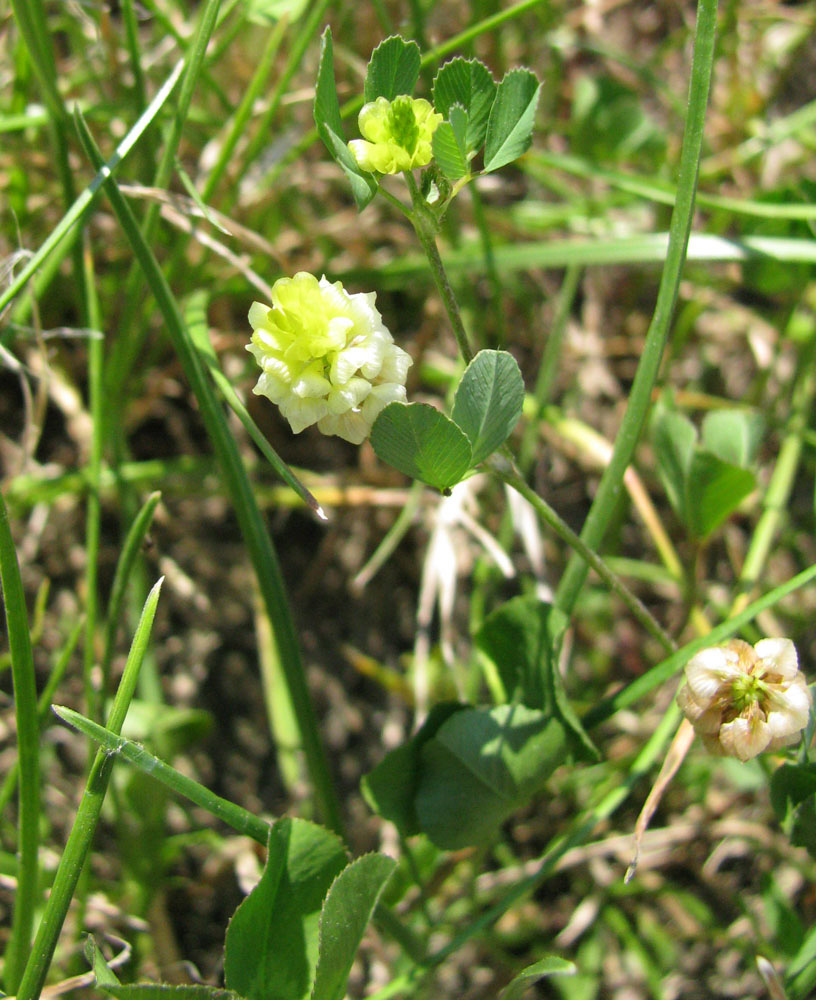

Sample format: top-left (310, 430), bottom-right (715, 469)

top-left (554, 0), bottom-right (719, 617)
top-left (103, 0), bottom-right (224, 421)
top-left (489, 457), bottom-right (675, 654)
top-left (469, 181), bottom-right (504, 346)
top-left (81, 234), bottom-right (103, 721)
top-left (0, 494), bottom-right (41, 993)
top-left (14, 580), bottom-right (163, 1000)
top-left (406, 172), bottom-right (474, 364)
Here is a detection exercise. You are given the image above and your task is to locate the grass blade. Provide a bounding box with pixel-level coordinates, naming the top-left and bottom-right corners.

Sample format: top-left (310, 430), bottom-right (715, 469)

top-left (0, 494), bottom-right (41, 993)
top-left (53, 706), bottom-right (272, 845)
top-left (14, 579), bottom-right (164, 1000)
top-left (554, 0), bottom-right (720, 616)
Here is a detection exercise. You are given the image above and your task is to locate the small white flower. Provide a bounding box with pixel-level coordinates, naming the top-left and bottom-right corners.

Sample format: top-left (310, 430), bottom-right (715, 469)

top-left (247, 272), bottom-right (412, 444)
top-left (677, 638), bottom-right (812, 761)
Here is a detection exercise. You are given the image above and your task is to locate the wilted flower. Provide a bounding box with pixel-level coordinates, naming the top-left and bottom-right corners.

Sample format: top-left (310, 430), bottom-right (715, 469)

top-left (677, 638), bottom-right (812, 761)
top-left (348, 95), bottom-right (443, 174)
top-left (247, 272), bottom-right (412, 445)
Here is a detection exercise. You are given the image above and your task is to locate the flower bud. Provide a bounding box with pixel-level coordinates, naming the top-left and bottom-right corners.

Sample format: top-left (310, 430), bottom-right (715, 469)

top-left (348, 95), bottom-right (443, 174)
top-left (247, 273), bottom-right (412, 445)
top-left (677, 638), bottom-right (812, 761)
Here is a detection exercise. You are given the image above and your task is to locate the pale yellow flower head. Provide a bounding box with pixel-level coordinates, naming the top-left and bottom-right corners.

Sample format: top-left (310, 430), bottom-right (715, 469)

top-left (348, 95), bottom-right (443, 174)
top-left (677, 638), bottom-right (812, 761)
top-left (248, 273), bottom-right (412, 445)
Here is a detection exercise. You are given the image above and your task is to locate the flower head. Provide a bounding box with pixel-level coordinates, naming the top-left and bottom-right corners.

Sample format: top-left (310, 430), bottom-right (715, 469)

top-left (677, 638), bottom-right (812, 761)
top-left (348, 95), bottom-right (443, 174)
top-left (247, 272), bottom-right (412, 444)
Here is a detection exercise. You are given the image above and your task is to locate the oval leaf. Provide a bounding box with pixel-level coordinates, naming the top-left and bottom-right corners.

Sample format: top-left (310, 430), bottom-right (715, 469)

top-left (432, 57), bottom-right (496, 152)
top-left (451, 349), bottom-right (524, 465)
top-left (484, 68), bottom-right (541, 172)
top-left (311, 853), bottom-right (396, 1000)
top-left (364, 35), bottom-right (421, 101)
top-left (416, 704), bottom-right (569, 849)
top-left (476, 595), bottom-right (565, 711)
top-left (686, 451), bottom-right (756, 539)
top-left (701, 409), bottom-right (764, 467)
top-left (224, 819), bottom-right (347, 1000)
top-left (370, 402), bottom-right (472, 492)
top-left (361, 702), bottom-right (466, 837)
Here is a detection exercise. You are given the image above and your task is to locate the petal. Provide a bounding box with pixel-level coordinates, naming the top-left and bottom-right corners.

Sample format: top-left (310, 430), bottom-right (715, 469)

top-left (360, 382), bottom-right (406, 423)
top-left (326, 377), bottom-right (371, 414)
top-left (291, 369), bottom-right (331, 399)
top-left (280, 395), bottom-right (328, 433)
top-left (318, 410), bottom-right (370, 444)
top-left (358, 98), bottom-right (391, 142)
top-left (252, 371), bottom-right (288, 404)
top-left (331, 345), bottom-right (374, 383)
top-left (719, 716), bottom-right (771, 762)
top-left (754, 638), bottom-right (799, 679)
top-left (348, 140), bottom-right (377, 171)
top-left (767, 677), bottom-right (812, 733)
top-left (248, 301), bottom-right (273, 331)
top-left (378, 344), bottom-right (413, 383)
top-left (684, 646), bottom-right (741, 702)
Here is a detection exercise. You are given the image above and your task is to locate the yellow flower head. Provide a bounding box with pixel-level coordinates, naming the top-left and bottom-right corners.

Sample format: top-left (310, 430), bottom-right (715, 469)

top-left (248, 272), bottom-right (412, 444)
top-left (348, 95), bottom-right (443, 174)
top-left (677, 638), bottom-right (812, 761)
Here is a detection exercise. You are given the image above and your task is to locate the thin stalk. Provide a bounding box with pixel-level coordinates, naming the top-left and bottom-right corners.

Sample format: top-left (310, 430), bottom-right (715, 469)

top-left (76, 114), bottom-right (343, 836)
top-left (469, 183), bottom-right (505, 346)
top-left (121, 0), bottom-right (157, 178)
top-left (406, 172), bottom-right (474, 363)
top-left (554, 0), bottom-right (719, 617)
top-left (54, 705), bottom-right (271, 842)
top-left (488, 457), bottom-right (675, 654)
top-left (0, 494), bottom-right (41, 993)
top-left (14, 580), bottom-right (163, 1000)
top-left (226, 0), bottom-right (333, 204)
top-left (81, 233), bottom-right (103, 721)
top-left (103, 0), bottom-right (224, 415)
